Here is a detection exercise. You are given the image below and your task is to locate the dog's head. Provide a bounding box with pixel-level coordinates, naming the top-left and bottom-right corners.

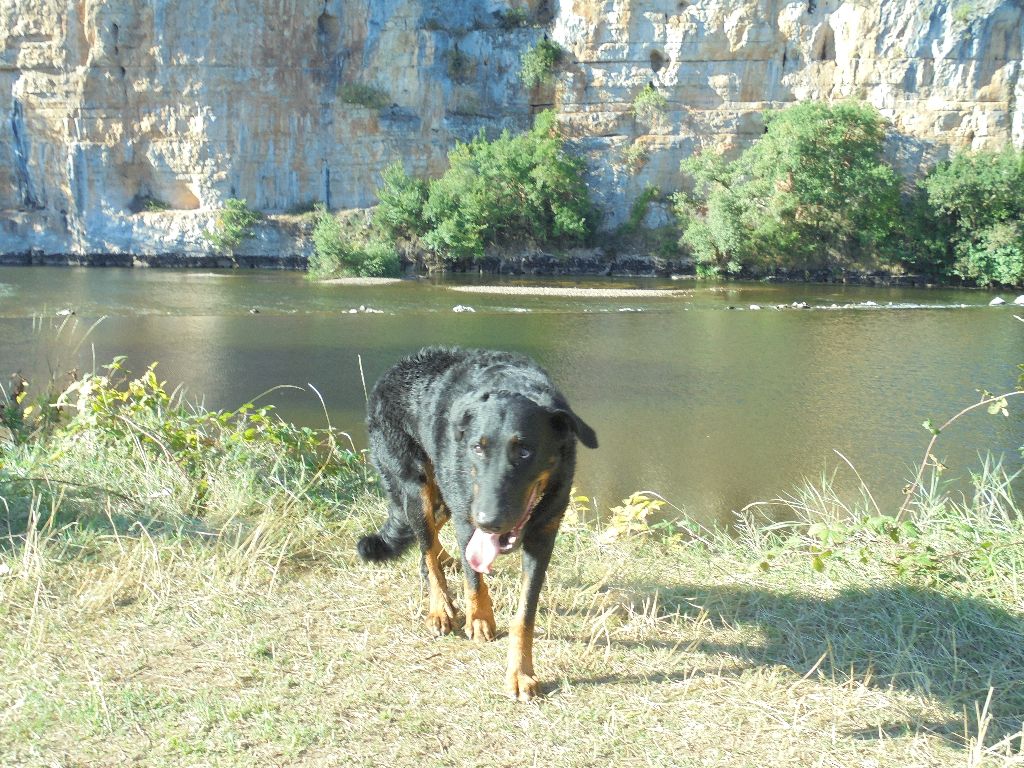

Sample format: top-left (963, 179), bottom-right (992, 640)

top-left (453, 391), bottom-right (597, 573)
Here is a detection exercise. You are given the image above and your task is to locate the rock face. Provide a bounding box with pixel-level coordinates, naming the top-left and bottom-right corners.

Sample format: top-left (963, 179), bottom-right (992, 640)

top-left (1, 0), bottom-right (1022, 257)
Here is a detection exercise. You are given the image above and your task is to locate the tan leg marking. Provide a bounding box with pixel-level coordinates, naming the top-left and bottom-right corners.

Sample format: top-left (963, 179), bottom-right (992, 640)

top-left (464, 576), bottom-right (496, 642)
top-left (505, 577), bottom-right (539, 701)
top-left (422, 477), bottom-right (456, 636)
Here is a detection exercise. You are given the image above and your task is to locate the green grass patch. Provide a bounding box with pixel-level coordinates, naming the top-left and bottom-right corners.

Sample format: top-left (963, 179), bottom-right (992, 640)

top-left (2, 365), bottom-right (1023, 766)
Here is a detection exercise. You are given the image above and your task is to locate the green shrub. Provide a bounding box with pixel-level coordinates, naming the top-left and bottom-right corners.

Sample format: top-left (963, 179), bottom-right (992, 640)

top-left (879, 187), bottom-right (956, 279)
top-left (308, 205), bottom-right (402, 279)
top-left (356, 239), bottom-right (401, 277)
top-left (340, 83), bottom-right (390, 109)
top-left (920, 148), bottom-right (1024, 286)
top-left (142, 197), bottom-right (170, 212)
top-left (309, 204), bottom-right (348, 278)
top-left (520, 38), bottom-right (563, 88)
top-left (619, 185), bottom-right (660, 236)
top-left (621, 141), bottom-right (649, 172)
top-left (419, 110), bottom-right (592, 262)
top-left (205, 198), bottom-right (262, 255)
top-left (957, 221), bottom-right (1024, 286)
top-left (445, 48), bottom-right (476, 83)
top-left (952, 2), bottom-right (974, 25)
top-left (677, 101), bottom-right (900, 276)
top-left (370, 112), bottom-right (592, 265)
top-left (497, 7), bottom-right (530, 30)
top-left (373, 162), bottom-right (427, 238)
top-left (632, 85), bottom-right (668, 129)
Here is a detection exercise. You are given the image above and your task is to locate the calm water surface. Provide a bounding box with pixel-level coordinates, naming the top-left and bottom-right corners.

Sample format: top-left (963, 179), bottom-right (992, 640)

top-left (1, 266), bottom-right (1021, 527)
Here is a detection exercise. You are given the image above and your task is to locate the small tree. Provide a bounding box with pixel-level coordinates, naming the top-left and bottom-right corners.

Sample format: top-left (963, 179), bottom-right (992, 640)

top-left (373, 162), bottom-right (428, 239)
top-left (632, 85), bottom-right (668, 130)
top-left (520, 38), bottom-right (563, 88)
top-left (357, 239), bottom-right (401, 278)
top-left (309, 204), bottom-right (347, 278)
top-left (309, 205), bottom-right (402, 279)
top-left (921, 148), bottom-right (1024, 286)
top-left (419, 110), bottom-right (592, 262)
top-left (205, 199), bottom-right (262, 255)
top-left (678, 101), bottom-right (900, 276)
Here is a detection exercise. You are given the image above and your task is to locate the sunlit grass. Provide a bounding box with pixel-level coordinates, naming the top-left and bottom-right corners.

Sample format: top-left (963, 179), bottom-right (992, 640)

top-left (1, 368), bottom-right (1023, 766)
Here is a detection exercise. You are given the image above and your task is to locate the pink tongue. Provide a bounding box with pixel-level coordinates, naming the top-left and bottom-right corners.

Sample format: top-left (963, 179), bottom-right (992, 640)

top-left (466, 528), bottom-right (501, 574)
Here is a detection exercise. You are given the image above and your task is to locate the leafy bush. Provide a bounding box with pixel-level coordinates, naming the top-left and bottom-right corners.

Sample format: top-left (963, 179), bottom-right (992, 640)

top-left (309, 204), bottom-right (347, 278)
top-left (520, 38), bottom-right (563, 88)
top-left (340, 83), bottom-right (390, 109)
top-left (371, 111), bottom-right (592, 265)
top-left (619, 185), bottom-right (661, 236)
top-left (632, 85), bottom-right (668, 129)
top-left (5, 357), bottom-right (373, 528)
top-left (205, 198), bottom-right (262, 255)
top-left (445, 48), bottom-right (476, 83)
top-left (921, 148), bottom-right (1024, 286)
top-left (357, 239), bottom-right (401, 277)
top-left (308, 205), bottom-right (402, 279)
top-left (418, 110), bottom-right (592, 262)
top-left (957, 221), bottom-right (1024, 286)
top-left (881, 187), bottom-right (956, 279)
top-left (373, 162), bottom-right (427, 239)
top-left (621, 141), bottom-right (649, 173)
top-left (496, 7), bottom-right (530, 30)
top-left (677, 101), bottom-right (900, 276)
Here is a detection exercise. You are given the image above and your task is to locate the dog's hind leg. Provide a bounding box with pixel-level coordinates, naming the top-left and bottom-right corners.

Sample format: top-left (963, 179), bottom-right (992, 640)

top-left (415, 476), bottom-right (458, 637)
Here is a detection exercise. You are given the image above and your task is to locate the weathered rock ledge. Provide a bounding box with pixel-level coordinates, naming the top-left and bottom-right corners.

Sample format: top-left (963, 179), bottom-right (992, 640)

top-left (2, 0), bottom-right (1021, 257)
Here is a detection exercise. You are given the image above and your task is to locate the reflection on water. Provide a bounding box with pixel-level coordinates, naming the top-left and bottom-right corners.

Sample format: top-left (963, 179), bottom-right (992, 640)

top-left (1, 267), bottom-right (1021, 527)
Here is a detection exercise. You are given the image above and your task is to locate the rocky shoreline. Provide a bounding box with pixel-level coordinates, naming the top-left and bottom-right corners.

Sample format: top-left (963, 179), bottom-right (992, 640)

top-left (0, 246), bottom-right (945, 288)
top-left (0, 249), bottom-right (307, 270)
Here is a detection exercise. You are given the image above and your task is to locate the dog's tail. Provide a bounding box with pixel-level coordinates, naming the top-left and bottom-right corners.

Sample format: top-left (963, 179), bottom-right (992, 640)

top-left (357, 514), bottom-right (415, 562)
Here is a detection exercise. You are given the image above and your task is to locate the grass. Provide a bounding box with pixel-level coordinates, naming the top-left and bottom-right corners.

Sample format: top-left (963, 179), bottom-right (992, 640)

top-left (2, 366), bottom-right (1023, 766)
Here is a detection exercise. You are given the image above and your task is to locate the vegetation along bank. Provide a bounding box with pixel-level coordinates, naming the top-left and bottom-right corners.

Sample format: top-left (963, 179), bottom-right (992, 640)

top-left (218, 103), bottom-right (1024, 288)
top-left (5, 102), bottom-right (1024, 288)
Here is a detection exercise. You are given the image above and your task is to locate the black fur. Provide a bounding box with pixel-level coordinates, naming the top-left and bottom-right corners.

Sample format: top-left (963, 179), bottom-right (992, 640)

top-left (358, 346), bottom-right (598, 698)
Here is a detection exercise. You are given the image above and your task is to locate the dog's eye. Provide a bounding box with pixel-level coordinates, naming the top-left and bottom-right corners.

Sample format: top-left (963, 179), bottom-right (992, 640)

top-left (472, 442), bottom-right (485, 456)
top-left (517, 447), bottom-right (532, 460)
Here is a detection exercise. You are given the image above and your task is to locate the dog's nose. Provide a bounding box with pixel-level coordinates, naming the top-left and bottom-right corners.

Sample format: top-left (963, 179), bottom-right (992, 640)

top-left (471, 507), bottom-right (505, 533)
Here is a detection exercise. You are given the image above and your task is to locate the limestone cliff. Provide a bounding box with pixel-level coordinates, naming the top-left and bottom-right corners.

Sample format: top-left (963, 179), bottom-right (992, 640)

top-left (1, 0), bottom-right (1021, 258)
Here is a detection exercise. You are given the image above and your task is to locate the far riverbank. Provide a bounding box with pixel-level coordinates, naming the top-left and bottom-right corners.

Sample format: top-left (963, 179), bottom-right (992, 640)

top-left (0, 246), bottom-right (952, 288)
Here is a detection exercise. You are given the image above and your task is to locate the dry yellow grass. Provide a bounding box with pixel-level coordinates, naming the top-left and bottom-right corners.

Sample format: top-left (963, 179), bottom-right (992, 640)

top-left (2, 368), bottom-right (1022, 767)
top-left (2, 485), bottom-right (1022, 767)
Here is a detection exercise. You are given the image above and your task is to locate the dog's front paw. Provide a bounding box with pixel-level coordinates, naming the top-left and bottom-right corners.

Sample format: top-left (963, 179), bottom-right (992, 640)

top-left (505, 669), bottom-right (540, 702)
top-left (465, 615), bottom-right (496, 642)
top-left (426, 610), bottom-right (456, 637)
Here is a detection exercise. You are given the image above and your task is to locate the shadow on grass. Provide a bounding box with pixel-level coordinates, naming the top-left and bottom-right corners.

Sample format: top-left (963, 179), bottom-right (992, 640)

top-left (0, 473), bottom-right (368, 552)
top-left (0, 477), bottom-right (209, 547)
top-left (570, 581), bottom-right (1024, 748)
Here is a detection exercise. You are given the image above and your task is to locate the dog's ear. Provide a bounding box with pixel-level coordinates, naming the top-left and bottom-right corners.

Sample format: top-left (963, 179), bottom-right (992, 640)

top-left (550, 408), bottom-right (598, 449)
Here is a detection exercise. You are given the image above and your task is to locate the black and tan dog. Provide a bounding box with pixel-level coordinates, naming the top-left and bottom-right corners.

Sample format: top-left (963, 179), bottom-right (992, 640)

top-left (358, 347), bottom-right (598, 700)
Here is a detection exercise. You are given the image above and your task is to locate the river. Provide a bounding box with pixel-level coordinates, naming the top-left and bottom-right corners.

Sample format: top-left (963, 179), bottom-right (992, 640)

top-left (1, 266), bottom-right (1021, 527)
